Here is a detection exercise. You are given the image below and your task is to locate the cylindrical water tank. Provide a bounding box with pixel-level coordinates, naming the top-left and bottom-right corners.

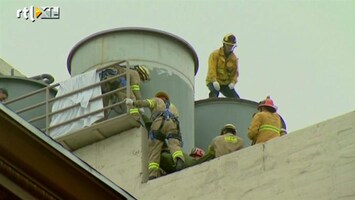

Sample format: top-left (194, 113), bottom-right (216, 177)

top-left (0, 76), bottom-right (57, 129)
top-left (66, 27), bottom-right (199, 152)
top-left (194, 98), bottom-right (259, 151)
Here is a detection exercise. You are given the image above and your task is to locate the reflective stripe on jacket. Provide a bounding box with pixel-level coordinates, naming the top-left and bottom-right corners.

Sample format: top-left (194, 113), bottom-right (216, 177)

top-left (209, 133), bottom-right (244, 157)
top-left (248, 111), bottom-right (281, 144)
top-left (259, 125), bottom-right (280, 134)
top-left (134, 97), bottom-right (179, 118)
top-left (134, 97), bottom-right (179, 134)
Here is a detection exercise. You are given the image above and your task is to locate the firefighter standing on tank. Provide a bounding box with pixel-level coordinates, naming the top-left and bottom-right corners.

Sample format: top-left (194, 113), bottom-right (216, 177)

top-left (125, 91), bottom-right (185, 180)
top-left (206, 33), bottom-right (240, 98)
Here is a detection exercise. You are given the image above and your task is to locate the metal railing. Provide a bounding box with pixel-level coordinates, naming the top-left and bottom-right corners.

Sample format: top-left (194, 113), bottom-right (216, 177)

top-left (4, 60), bottom-right (132, 135)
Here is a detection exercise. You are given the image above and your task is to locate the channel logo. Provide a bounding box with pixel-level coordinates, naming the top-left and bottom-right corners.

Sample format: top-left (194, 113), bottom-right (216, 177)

top-left (17, 6), bottom-right (60, 22)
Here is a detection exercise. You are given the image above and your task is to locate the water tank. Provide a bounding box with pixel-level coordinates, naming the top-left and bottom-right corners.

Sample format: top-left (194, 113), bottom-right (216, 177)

top-left (0, 76), bottom-right (57, 129)
top-left (194, 98), bottom-right (259, 151)
top-left (66, 27), bottom-right (199, 152)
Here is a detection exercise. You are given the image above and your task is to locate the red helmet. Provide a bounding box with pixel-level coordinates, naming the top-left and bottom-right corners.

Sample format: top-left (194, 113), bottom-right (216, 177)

top-left (190, 147), bottom-right (205, 158)
top-left (258, 96), bottom-right (278, 111)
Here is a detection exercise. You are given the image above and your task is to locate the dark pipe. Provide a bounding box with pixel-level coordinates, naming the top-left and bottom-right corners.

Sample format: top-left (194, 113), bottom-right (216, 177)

top-left (30, 74), bottom-right (55, 84)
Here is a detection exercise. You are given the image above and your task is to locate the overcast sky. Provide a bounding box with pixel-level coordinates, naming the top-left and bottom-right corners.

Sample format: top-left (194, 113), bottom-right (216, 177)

top-left (1, 0), bottom-right (355, 132)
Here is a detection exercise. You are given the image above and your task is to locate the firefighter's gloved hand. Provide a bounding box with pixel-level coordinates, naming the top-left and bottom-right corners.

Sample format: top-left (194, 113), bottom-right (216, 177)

top-left (228, 83), bottom-right (235, 90)
top-left (125, 98), bottom-right (134, 106)
top-left (139, 108), bottom-right (145, 114)
top-left (213, 81), bottom-right (220, 91)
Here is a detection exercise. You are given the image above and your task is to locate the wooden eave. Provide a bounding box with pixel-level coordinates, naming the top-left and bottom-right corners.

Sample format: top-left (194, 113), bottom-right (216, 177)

top-left (0, 104), bottom-right (135, 200)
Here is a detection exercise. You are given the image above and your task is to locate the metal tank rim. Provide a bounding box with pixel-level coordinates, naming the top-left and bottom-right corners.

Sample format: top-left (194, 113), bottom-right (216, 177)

top-left (66, 27), bottom-right (199, 76)
top-left (0, 75), bottom-right (58, 103)
top-left (195, 97), bottom-right (259, 107)
top-left (0, 75), bottom-right (52, 87)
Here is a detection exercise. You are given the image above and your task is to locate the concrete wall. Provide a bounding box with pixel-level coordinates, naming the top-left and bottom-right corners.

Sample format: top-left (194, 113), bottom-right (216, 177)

top-left (73, 126), bottom-right (149, 193)
top-left (74, 111), bottom-right (355, 200)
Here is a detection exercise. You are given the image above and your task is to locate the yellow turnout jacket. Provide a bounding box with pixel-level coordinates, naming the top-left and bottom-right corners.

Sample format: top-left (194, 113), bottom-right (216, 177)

top-left (206, 47), bottom-right (239, 85)
top-left (248, 111), bottom-right (282, 144)
top-left (209, 133), bottom-right (244, 157)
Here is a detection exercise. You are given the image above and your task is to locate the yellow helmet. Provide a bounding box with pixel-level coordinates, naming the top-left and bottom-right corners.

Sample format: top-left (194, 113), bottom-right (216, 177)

top-left (135, 65), bottom-right (150, 81)
top-left (224, 123), bottom-right (236, 130)
top-left (155, 91), bottom-right (170, 100)
top-left (221, 123), bottom-right (237, 135)
top-left (222, 33), bottom-right (237, 45)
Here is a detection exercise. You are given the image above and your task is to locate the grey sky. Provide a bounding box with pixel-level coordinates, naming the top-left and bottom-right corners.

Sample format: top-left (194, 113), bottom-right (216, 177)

top-left (1, 0), bottom-right (355, 132)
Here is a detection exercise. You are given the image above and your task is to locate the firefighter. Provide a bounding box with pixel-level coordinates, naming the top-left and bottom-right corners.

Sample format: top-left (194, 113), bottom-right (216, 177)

top-left (256, 98), bottom-right (287, 136)
top-left (118, 64), bottom-right (150, 101)
top-left (115, 65), bottom-right (150, 117)
top-left (125, 91), bottom-right (184, 180)
top-left (206, 33), bottom-right (240, 98)
top-left (208, 124), bottom-right (244, 158)
top-left (100, 64), bottom-right (150, 118)
top-left (248, 96), bottom-right (282, 145)
top-left (159, 149), bottom-right (203, 175)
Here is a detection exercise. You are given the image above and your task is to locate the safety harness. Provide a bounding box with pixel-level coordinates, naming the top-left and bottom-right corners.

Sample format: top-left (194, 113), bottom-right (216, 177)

top-left (149, 100), bottom-right (182, 144)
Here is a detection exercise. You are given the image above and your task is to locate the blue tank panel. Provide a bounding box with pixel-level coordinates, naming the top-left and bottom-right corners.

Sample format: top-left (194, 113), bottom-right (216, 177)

top-left (0, 76), bottom-right (57, 130)
top-left (194, 98), bottom-right (259, 151)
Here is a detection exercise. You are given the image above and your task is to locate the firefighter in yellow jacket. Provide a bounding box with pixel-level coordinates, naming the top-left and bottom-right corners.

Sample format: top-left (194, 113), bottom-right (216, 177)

top-left (100, 64), bottom-right (150, 118)
top-left (208, 124), bottom-right (244, 158)
top-left (248, 96), bottom-right (282, 144)
top-left (206, 33), bottom-right (240, 98)
top-left (257, 98), bottom-right (287, 136)
top-left (117, 64), bottom-right (150, 101)
top-left (125, 91), bottom-right (185, 180)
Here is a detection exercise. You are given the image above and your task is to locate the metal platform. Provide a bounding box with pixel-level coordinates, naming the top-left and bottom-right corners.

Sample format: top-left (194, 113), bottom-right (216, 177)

top-left (55, 113), bottom-right (141, 151)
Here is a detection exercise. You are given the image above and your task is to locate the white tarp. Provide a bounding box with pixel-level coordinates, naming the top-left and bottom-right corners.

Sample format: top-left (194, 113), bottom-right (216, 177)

top-left (49, 70), bottom-right (104, 138)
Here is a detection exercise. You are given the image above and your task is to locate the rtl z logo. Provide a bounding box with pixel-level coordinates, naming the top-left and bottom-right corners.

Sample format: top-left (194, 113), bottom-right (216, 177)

top-left (17, 6), bottom-right (60, 22)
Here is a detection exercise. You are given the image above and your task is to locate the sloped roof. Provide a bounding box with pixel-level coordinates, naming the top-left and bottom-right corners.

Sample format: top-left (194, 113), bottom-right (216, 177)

top-left (0, 58), bottom-right (25, 77)
top-left (0, 104), bottom-right (136, 200)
